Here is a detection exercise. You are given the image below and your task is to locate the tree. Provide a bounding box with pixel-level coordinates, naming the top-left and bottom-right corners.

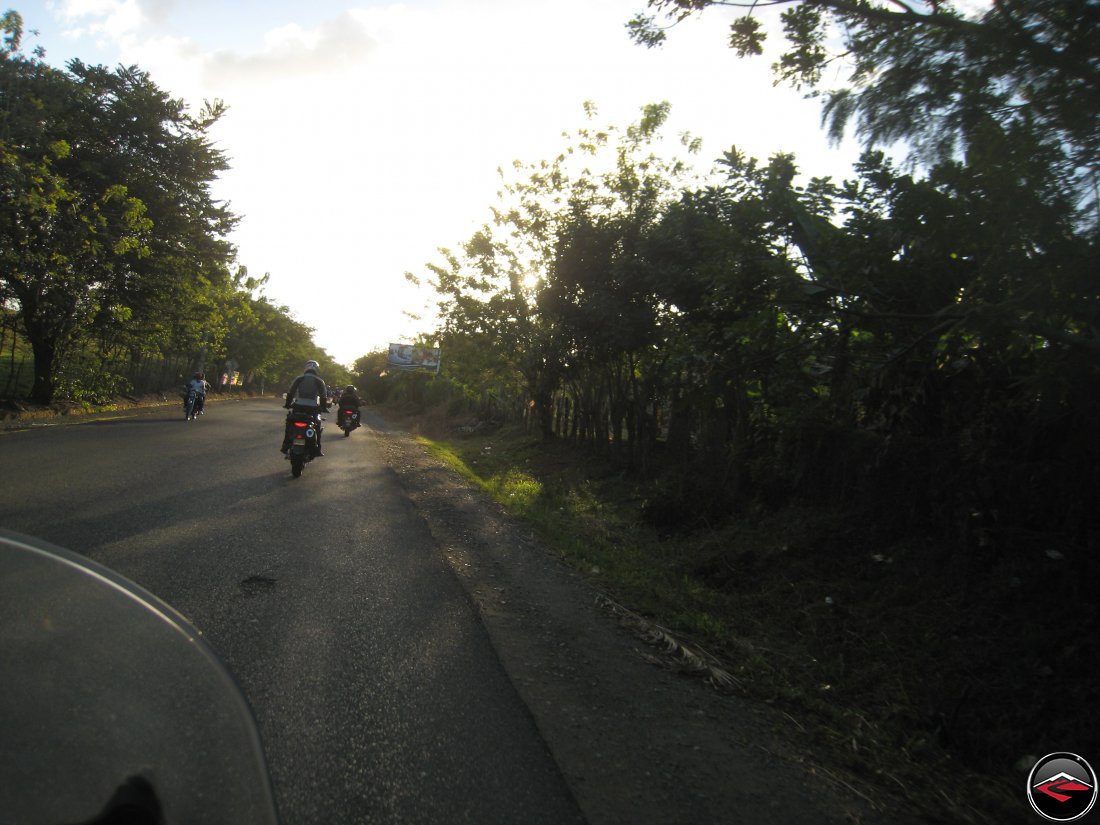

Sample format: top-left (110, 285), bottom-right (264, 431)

top-left (626, 0), bottom-right (1100, 533)
top-left (506, 102), bottom-right (699, 449)
top-left (352, 349), bottom-right (391, 404)
top-left (424, 103), bottom-right (700, 447)
top-left (629, 0), bottom-right (1100, 227)
top-left (1, 52), bottom-right (150, 401)
top-left (1, 19), bottom-right (236, 402)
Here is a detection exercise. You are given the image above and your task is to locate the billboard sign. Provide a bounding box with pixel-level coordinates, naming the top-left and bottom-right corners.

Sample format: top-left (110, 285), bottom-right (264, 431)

top-left (386, 343), bottom-right (441, 374)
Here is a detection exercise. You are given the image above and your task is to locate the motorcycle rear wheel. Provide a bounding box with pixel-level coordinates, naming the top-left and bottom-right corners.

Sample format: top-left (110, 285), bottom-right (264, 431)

top-left (290, 455), bottom-right (304, 477)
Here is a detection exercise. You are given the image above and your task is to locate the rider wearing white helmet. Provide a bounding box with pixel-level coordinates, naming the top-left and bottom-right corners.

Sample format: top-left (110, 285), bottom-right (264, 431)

top-left (281, 360), bottom-right (329, 455)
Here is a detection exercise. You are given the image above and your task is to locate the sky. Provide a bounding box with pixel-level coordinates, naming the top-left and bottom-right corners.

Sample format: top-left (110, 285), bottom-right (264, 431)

top-left (12, 0), bottom-right (869, 366)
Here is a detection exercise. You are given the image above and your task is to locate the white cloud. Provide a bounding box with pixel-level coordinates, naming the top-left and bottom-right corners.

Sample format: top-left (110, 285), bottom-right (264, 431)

top-left (52, 0), bottom-right (147, 42)
top-left (201, 13), bottom-right (377, 85)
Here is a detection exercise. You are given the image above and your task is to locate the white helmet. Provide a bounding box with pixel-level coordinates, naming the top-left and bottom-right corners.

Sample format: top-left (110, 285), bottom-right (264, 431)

top-left (304, 360), bottom-right (319, 372)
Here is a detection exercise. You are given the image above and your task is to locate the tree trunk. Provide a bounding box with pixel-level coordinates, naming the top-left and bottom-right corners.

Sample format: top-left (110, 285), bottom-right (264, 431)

top-left (535, 389), bottom-right (555, 440)
top-left (27, 331), bottom-right (57, 405)
top-left (1, 318), bottom-right (16, 397)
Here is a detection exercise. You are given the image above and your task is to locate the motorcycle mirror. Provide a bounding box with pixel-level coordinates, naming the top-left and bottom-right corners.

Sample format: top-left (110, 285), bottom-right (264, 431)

top-left (0, 530), bottom-right (281, 825)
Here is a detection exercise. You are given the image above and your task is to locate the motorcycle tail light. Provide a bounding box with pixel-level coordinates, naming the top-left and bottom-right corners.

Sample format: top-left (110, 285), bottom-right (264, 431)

top-left (294, 421), bottom-right (308, 428)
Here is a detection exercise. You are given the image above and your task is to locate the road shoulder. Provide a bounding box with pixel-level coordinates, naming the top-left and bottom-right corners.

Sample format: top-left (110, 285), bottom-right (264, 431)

top-left (367, 412), bottom-right (892, 825)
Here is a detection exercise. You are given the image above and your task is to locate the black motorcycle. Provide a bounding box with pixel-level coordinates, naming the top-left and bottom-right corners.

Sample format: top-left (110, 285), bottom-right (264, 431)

top-left (183, 387), bottom-right (204, 421)
top-left (284, 406), bottom-right (324, 477)
top-left (337, 407), bottom-right (360, 437)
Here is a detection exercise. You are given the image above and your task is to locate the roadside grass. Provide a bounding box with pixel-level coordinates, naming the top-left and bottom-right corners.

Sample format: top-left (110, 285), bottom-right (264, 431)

top-left (414, 422), bottom-right (1040, 824)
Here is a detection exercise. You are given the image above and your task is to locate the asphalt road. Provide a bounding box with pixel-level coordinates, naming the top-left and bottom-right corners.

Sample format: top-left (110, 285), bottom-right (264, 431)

top-left (0, 398), bottom-right (586, 824)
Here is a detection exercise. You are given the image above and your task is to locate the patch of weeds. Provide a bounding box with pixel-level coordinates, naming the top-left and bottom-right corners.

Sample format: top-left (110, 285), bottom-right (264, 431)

top-left (490, 468), bottom-right (542, 513)
top-left (417, 438), bottom-right (482, 487)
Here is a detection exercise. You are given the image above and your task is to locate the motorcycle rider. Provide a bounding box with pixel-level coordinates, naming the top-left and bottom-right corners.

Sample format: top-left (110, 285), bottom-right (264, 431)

top-left (185, 372), bottom-right (209, 415)
top-left (281, 360), bottom-right (329, 455)
top-left (336, 384), bottom-right (364, 428)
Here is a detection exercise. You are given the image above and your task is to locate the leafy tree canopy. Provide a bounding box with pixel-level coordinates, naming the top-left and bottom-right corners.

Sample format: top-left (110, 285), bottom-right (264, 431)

top-left (2, 11), bottom-right (342, 403)
top-left (629, 0), bottom-right (1100, 225)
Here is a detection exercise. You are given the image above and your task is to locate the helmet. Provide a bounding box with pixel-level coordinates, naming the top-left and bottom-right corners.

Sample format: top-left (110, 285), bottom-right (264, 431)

top-left (304, 360), bottom-right (319, 373)
top-left (345, 385), bottom-right (357, 393)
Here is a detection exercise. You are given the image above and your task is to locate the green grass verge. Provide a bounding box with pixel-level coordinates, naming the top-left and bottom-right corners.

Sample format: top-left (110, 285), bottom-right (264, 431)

top-left (417, 429), bottom-right (687, 614)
